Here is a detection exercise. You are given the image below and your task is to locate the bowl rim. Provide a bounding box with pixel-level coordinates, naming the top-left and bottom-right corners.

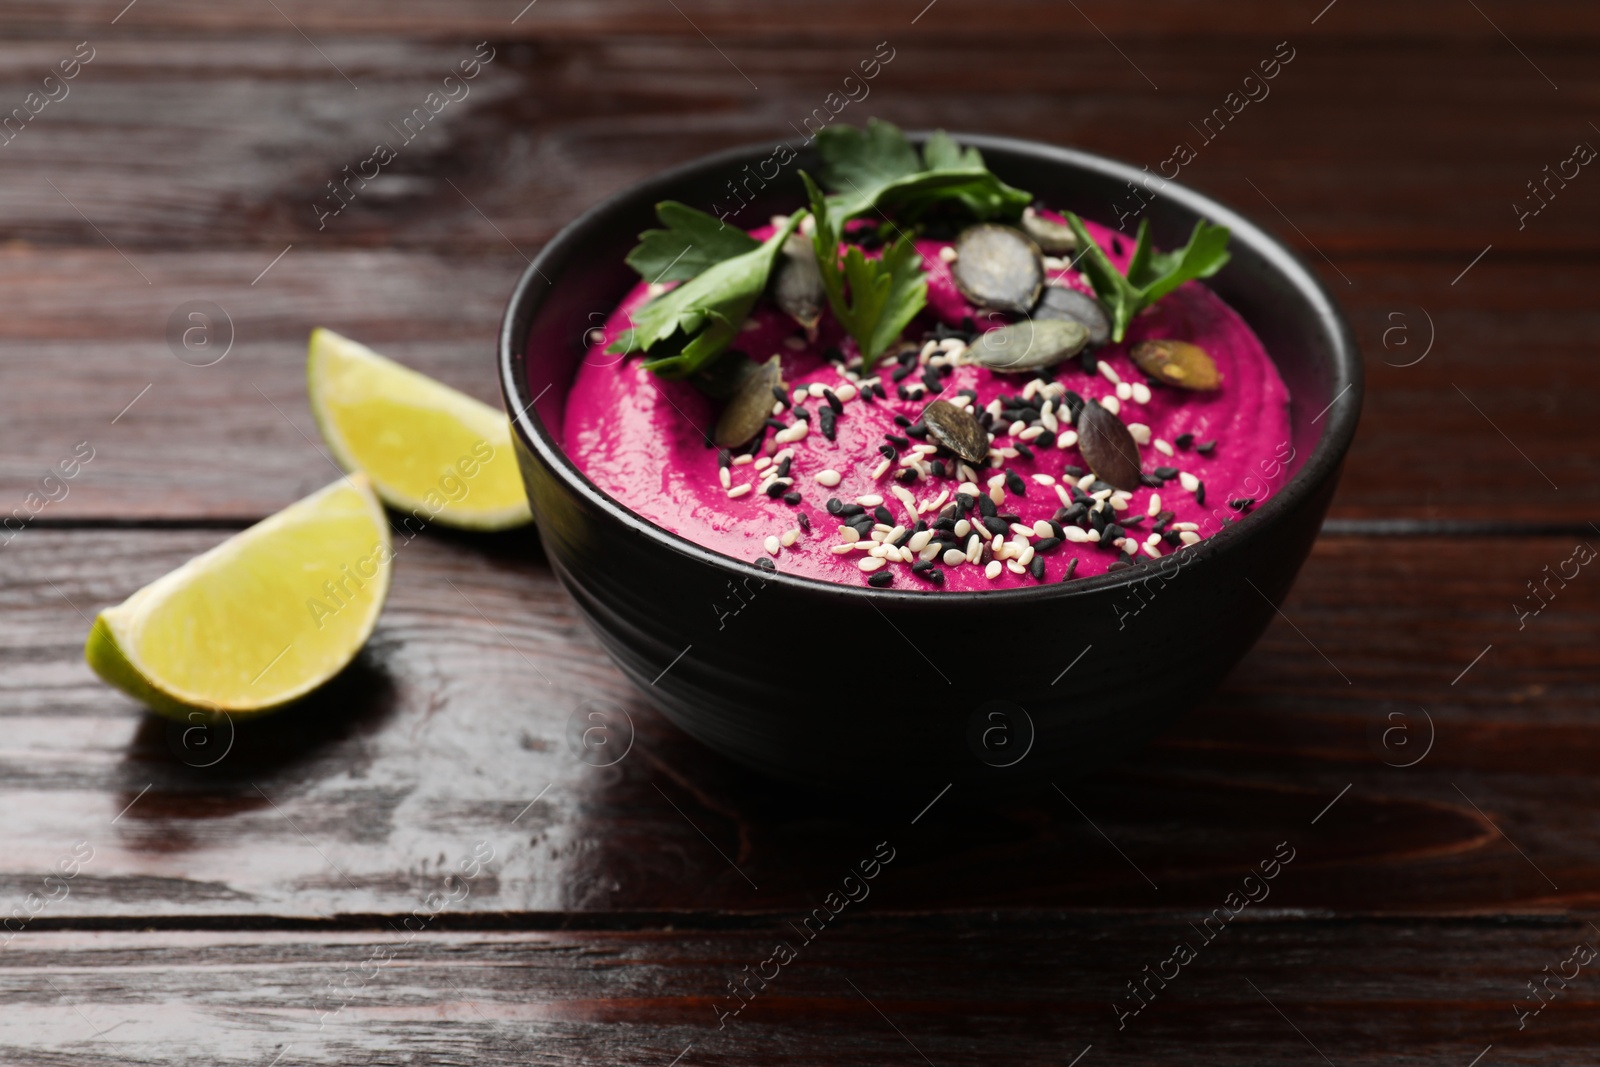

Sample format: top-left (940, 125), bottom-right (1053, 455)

top-left (499, 132), bottom-right (1363, 604)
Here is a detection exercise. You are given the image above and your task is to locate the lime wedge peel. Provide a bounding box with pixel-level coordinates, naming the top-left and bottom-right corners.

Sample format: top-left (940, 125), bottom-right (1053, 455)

top-left (307, 328), bottom-right (532, 532)
top-left (85, 475), bottom-right (392, 719)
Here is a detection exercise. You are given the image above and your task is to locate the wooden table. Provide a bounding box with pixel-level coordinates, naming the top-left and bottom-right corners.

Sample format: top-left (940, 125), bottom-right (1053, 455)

top-left (2, 1), bottom-right (1596, 1062)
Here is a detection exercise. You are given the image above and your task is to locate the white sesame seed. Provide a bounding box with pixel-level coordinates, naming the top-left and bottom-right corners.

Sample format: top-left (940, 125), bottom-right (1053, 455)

top-left (1040, 408), bottom-right (1060, 433)
top-left (1043, 255), bottom-right (1068, 272)
top-left (1180, 531), bottom-right (1202, 546)
top-left (1173, 522), bottom-right (1199, 532)
top-left (958, 481), bottom-right (981, 498)
top-left (1031, 472), bottom-right (1056, 486)
top-left (854, 541), bottom-right (876, 552)
top-left (994, 541), bottom-right (1011, 561)
top-left (926, 489), bottom-right (950, 513)
top-left (1116, 381), bottom-right (1132, 401)
top-left (1017, 544), bottom-right (1035, 566)
top-left (647, 282), bottom-right (668, 298)
top-left (1087, 529), bottom-right (1101, 543)
top-left (1007, 419), bottom-right (1027, 437)
top-left (834, 383), bottom-right (858, 402)
top-left (1055, 484), bottom-right (1072, 507)
top-left (1154, 439), bottom-right (1175, 457)
top-left (764, 536), bottom-right (781, 556)
top-left (840, 525), bottom-right (860, 543)
top-left (858, 556), bottom-right (886, 572)
top-left (939, 244), bottom-right (959, 263)
top-left (870, 529), bottom-right (887, 542)
top-left (719, 467), bottom-right (731, 490)
top-left (770, 214), bottom-right (790, 230)
top-left (1091, 488), bottom-right (1112, 502)
top-left (808, 382), bottom-right (827, 398)
top-left (1057, 430), bottom-right (1078, 449)
top-left (1022, 380), bottom-right (1040, 401)
top-left (1063, 527), bottom-right (1089, 543)
top-left (774, 421), bottom-right (809, 444)
top-left (954, 518), bottom-right (972, 538)
top-left (815, 469), bottom-right (842, 487)
top-left (871, 458), bottom-right (891, 479)
top-left (1101, 395), bottom-right (1120, 415)
top-left (1127, 422), bottom-right (1152, 445)
top-left (1121, 537), bottom-right (1138, 555)
top-left (772, 401), bottom-right (785, 417)
top-left (919, 340), bottom-right (939, 362)
top-left (938, 337), bottom-right (965, 353)
top-left (1148, 493), bottom-right (1162, 517)
top-left (985, 560), bottom-right (1003, 580)
top-left (792, 387), bottom-right (808, 404)
top-left (965, 534), bottom-right (982, 563)
top-left (830, 544), bottom-right (854, 554)
top-left (891, 484), bottom-right (919, 520)
top-left (856, 494), bottom-right (883, 507)
top-left (1131, 383), bottom-right (1152, 405)
top-left (781, 529), bottom-right (801, 547)
top-left (989, 485), bottom-right (1006, 506)
top-left (754, 456), bottom-right (772, 470)
top-left (1009, 522), bottom-right (1035, 538)
top-left (943, 548), bottom-right (967, 566)
top-left (1019, 426), bottom-right (1045, 442)
top-left (959, 465), bottom-right (980, 485)
top-left (912, 443), bottom-right (939, 455)
top-left (732, 454), bottom-right (754, 466)
top-left (1179, 472), bottom-right (1200, 492)
top-left (728, 484), bottom-right (752, 498)
top-left (1098, 361), bottom-right (1121, 385)
top-left (586, 328), bottom-right (605, 345)
top-left (885, 525), bottom-right (906, 545)
top-left (1110, 495), bottom-right (1128, 512)
top-left (1142, 541), bottom-right (1162, 559)
top-left (908, 529), bottom-right (934, 553)
top-left (919, 544), bottom-right (940, 562)
top-left (1005, 560), bottom-right (1024, 574)
top-left (1078, 473), bottom-right (1097, 490)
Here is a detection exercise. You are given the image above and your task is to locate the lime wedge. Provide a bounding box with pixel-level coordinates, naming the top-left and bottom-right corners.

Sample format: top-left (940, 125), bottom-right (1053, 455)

top-left (85, 476), bottom-right (391, 718)
top-left (307, 328), bottom-right (532, 531)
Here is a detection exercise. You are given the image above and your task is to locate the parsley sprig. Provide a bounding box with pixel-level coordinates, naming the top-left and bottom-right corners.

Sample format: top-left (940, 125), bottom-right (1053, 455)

top-left (817, 119), bottom-right (1031, 222)
top-left (1063, 214), bottom-right (1232, 343)
top-left (801, 171), bottom-right (927, 372)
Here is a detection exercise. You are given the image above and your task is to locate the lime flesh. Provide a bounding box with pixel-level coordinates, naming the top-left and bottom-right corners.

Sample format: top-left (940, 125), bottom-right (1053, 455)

top-left (86, 476), bottom-right (392, 718)
top-left (307, 328), bottom-right (532, 531)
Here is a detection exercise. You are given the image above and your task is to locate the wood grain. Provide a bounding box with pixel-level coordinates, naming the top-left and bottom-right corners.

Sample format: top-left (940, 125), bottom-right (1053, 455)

top-left (2, 920), bottom-right (1595, 1065)
top-left (1, 530), bottom-right (1593, 919)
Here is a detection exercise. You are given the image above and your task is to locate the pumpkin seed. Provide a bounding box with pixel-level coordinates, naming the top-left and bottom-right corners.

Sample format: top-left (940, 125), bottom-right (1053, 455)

top-left (951, 224), bottom-right (1043, 314)
top-left (714, 356), bottom-right (783, 448)
top-left (1129, 339), bottom-right (1221, 391)
top-left (1033, 286), bottom-right (1110, 346)
top-left (964, 319), bottom-right (1088, 373)
top-left (1076, 400), bottom-right (1142, 490)
top-left (773, 232), bottom-right (826, 339)
top-left (1021, 206), bottom-right (1078, 254)
top-left (921, 399), bottom-right (991, 464)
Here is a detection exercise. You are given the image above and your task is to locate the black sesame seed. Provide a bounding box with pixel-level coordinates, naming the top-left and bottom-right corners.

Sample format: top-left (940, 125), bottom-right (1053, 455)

top-left (1140, 473), bottom-right (1165, 488)
top-left (1175, 433), bottom-right (1194, 450)
top-left (1107, 560), bottom-right (1132, 572)
top-left (1063, 557), bottom-right (1079, 580)
top-left (1112, 236), bottom-right (1125, 256)
top-left (718, 449), bottom-right (731, 469)
top-left (956, 492), bottom-right (977, 513)
top-left (893, 414), bottom-right (912, 428)
top-left (1005, 470), bottom-right (1027, 496)
top-left (1029, 555), bottom-right (1046, 580)
top-left (911, 559), bottom-right (933, 573)
top-left (926, 568), bottom-right (945, 585)
top-left (874, 505), bottom-right (894, 524)
top-left (879, 443), bottom-right (897, 460)
top-left (891, 528), bottom-right (912, 547)
top-left (1015, 442), bottom-right (1034, 461)
top-left (838, 503), bottom-right (865, 517)
top-left (886, 433), bottom-right (909, 449)
top-left (932, 518), bottom-right (956, 532)
top-left (977, 494), bottom-right (997, 518)
top-left (1062, 464), bottom-right (1085, 478)
top-left (896, 385), bottom-right (912, 401)
top-left (892, 363), bottom-right (916, 382)
top-left (793, 405), bottom-right (810, 421)
top-left (1036, 431), bottom-right (1056, 449)
top-left (1229, 497), bottom-right (1254, 511)
top-left (1196, 439), bottom-right (1217, 455)
top-left (823, 388), bottom-right (843, 413)
top-left (1079, 351), bottom-right (1098, 375)
top-left (874, 383), bottom-right (889, 400)
top-left (1047, 521), bottom-right (1064, 539)
top-left (981, 515), bottom-right (1009, 537)
top-left (894, 468), bottom-right (918, 484)
top-left (930, 460), bottom-right (947, 478)
top-left (1068, 485), bottom-right (1090, 505)
top-left (776, 457), bottom-right (792, 479)
top-left (898, 347), bottom-right (918, 366)
top-left (860, 386), bottom-right (876, 405)
top-left (921, 366), bottom-right (942, 392)
top-left (764, 481), bottom-right (787, 498)
top-left (906, 421), bottom-right (929, 439)
top-left (867, 570), bottom-right (893, 587)
top-left (1154, 466), bottom-right (1178, 480)
top-left (823, 346), bottom-right (844, 363)
top-left (1152, 509), bottom-right (1175, 532)
top-left (1090, 480), bottom-right (1114, 494)
top-left (1195, 481), bottom-right (1206, 505)
top-left (1105, 523), bottom-right (1125, 540)
top-left (1163, 530), bottom-right (1182, 546)
top-left (783, 491), bottom-right (802, 505)
top-left (764, 417), bottom-right (787, 431)
top-left (1062, 391), bottom-right (1086, 421)
top-left (819, 405), bottom-right (837, 440)
top-left (755, 556), bottom-right (777, 572)
top-left (1034, 536), bottom-right (1062, 553)
top-left (826, 497), bottom-right (844, 515)
top-left (797, 512), bottom-right (812, 531)
top-left (1120, 514), bottom-right (1145, 527)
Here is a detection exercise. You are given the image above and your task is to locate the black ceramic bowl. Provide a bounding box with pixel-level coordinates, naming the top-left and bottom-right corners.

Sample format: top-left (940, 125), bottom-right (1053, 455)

top-left (499, 133), bottom-right (1360, 793)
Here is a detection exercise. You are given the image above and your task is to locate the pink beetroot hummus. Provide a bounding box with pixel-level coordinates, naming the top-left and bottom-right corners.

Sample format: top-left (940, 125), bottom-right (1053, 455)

top-left (562, 214), bottom-right (1293, 591)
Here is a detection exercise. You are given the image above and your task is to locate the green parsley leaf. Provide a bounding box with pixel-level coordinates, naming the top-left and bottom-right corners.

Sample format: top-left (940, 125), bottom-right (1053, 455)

top-left (624, 201), bottom-right (760, 284)
top-left (1062, 214), bottom-right (1232, 343)
top-left (816, 119), bottom-right (1032, 223)
top-left (802, 171), bottom-right (927, 372)
top-left (611, 213), bottom-right (803, 379)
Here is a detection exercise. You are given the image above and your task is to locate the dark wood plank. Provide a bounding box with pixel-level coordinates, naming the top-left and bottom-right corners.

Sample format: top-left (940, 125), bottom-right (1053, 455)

top-left (4, 919), bottom-right (1595, 1064)
top-left (2, 529), bottom-right (1594, 918)
top-left (1, 250), bottom-right (1593, 522)
top-left (0, 31), bottom-right (1591, 257)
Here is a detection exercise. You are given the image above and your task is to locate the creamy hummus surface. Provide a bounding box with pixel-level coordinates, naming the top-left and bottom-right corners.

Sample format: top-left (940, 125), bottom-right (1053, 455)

top-left (562, 214), bottom-right (1292, 591)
